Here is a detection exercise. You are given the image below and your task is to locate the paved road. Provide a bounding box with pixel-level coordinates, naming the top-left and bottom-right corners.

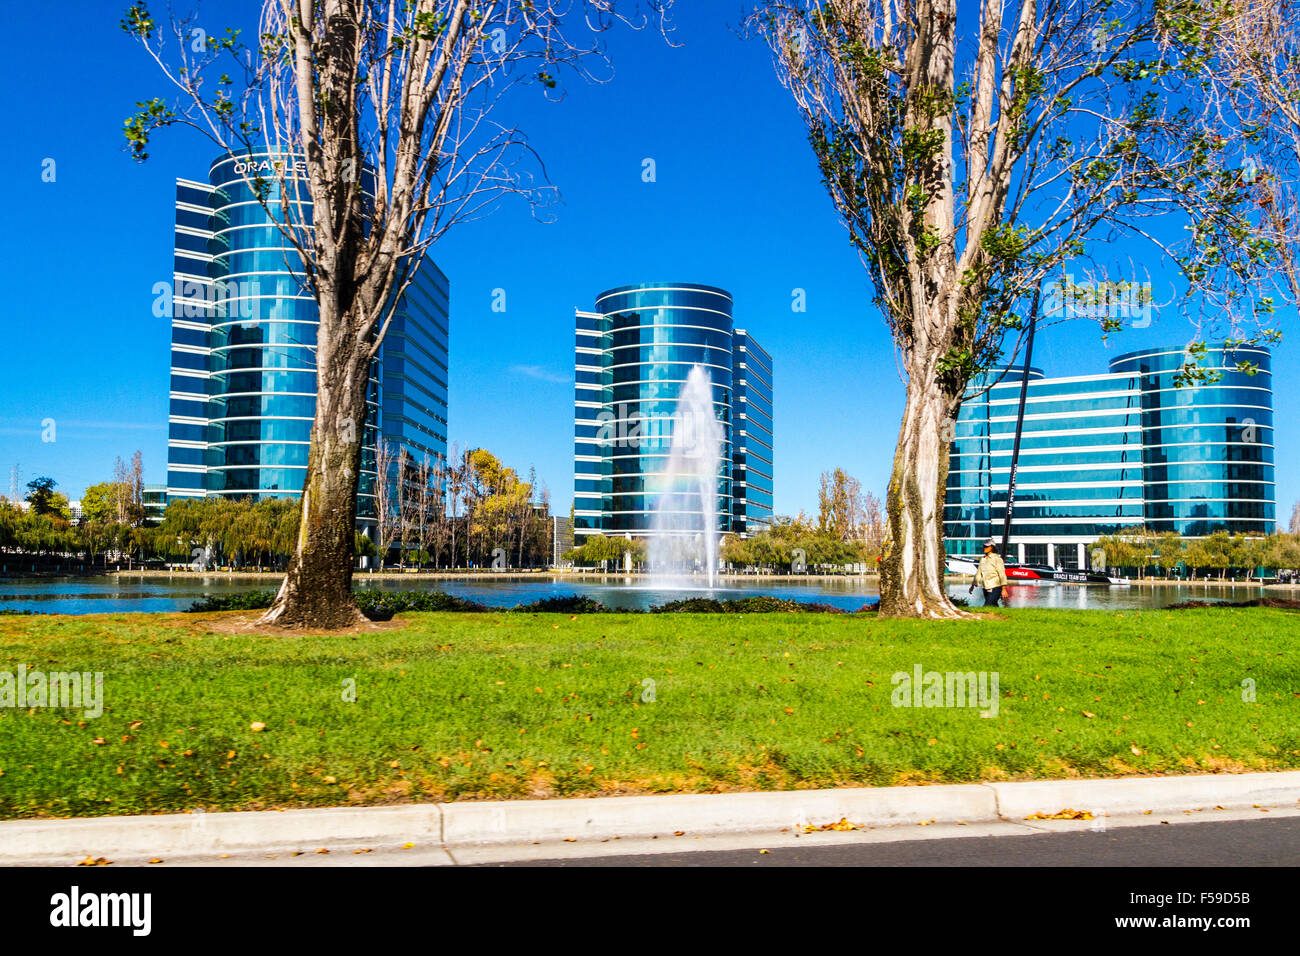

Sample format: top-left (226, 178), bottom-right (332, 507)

top-left (488, 816), bottom-right (1300, 866)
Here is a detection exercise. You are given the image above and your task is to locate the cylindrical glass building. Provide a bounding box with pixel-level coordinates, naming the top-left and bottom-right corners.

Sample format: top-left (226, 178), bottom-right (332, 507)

top-left (575, 283), bottom-right (735, 537)
top-left (202, 152), bottom-right (380, 513)
top-left (1110, 345), bottom-right (1274, 536)
top-left (944, 343), bottom-right (1275, 565)
top-left (166, 150), bottom-right (450, 528)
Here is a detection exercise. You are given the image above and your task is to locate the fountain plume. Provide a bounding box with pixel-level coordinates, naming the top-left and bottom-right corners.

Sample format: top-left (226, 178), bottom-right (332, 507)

top-left (648, 365), bottom-right (723, 587)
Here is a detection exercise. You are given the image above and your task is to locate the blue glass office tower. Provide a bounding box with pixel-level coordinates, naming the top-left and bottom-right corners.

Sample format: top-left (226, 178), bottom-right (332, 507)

top-left (573, 283), bottom-right (773, 540)
top-left (165, 151), bottom-right (449, 523)
top-left (945, 345), bottom-right (1274, 566)
top-left (731, 331), bottom-right (774, 534)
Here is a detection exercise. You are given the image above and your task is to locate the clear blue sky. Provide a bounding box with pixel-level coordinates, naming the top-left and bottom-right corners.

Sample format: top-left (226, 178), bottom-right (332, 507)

top-left (2, 1), bottom-right (1296, 522)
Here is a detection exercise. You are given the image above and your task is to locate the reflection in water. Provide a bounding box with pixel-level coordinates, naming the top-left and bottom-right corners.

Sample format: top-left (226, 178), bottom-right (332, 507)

top-left (0, 575), bottom-right (1280, 615)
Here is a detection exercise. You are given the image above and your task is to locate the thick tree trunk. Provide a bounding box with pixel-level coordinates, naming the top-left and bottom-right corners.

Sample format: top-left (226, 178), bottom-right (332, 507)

top-left (878, 360), bottom-right (968, 619)
top-left (258, 336), bottom-right (369, 629)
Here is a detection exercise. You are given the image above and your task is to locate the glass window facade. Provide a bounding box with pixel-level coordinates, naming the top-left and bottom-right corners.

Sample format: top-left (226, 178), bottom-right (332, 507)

top-left (944, 345), bottom-right (1275, 561)
top-left (165, 151), bottom-right (450, 525)
top-left (573, 283), bottom-right (773, 540)
top-left (732, 331), bottom-right (774, 534)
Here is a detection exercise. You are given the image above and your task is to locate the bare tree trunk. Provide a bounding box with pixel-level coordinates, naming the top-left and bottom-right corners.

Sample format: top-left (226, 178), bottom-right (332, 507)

top-left (259, 342), bottom-right (368, 629)
top-left (878, 357), bottom-right (966, 619)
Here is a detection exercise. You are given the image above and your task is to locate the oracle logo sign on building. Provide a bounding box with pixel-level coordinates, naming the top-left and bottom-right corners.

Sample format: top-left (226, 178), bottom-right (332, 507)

top-left (232, 158), bottom-right (308, 176)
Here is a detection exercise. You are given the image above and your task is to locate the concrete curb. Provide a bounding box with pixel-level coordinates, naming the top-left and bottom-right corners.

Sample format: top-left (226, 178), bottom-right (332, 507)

top-left (4, 771), bottom-right (1299, 865)
top-left (986, 772), bottom-right (1300, 818)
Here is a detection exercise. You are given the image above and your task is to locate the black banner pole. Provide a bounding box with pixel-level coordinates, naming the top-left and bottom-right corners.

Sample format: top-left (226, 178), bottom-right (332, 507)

top-left (1000, 286), bottom-right (1041, 562)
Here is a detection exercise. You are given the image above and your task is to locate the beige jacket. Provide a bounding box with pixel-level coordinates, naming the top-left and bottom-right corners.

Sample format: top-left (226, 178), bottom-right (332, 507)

top-left (975, 552), bottom-right (1008, 588)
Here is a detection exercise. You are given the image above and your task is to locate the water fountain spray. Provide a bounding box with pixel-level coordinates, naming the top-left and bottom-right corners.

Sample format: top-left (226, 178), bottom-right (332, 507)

top-left (648, 365), bottom-right (723, 588)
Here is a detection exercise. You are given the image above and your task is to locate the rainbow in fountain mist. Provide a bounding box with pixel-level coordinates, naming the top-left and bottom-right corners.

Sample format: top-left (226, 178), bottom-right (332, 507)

top-left (648, 365), bottom-right (724, 588)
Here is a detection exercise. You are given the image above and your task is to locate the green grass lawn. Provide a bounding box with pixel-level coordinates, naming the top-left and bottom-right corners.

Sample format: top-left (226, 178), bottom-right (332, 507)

top-left (0, 607), bottom-right (1297, 818)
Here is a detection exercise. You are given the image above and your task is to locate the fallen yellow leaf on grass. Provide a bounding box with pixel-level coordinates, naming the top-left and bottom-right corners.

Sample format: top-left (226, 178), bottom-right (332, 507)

top-left (1025, 809), bottom-right (1094, 821)
top-left (1082, 711), bottom-right (1095, 718)
top-left (250, 722), bottom-right (266, 732)
top-left (1130, 745), bottom-right (1143, 756)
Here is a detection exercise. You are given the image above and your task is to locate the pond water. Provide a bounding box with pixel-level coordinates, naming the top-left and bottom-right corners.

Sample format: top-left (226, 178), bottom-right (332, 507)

top-left (0, 574), bottom-right (1278, 615)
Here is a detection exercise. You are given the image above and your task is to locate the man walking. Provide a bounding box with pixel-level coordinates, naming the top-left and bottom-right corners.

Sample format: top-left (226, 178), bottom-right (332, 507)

top-left (969, 538), bottom-right (1008, 607)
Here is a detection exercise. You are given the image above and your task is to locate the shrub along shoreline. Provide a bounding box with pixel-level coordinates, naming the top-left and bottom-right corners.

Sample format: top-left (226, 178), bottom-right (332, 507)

top-left (186, 591), bottom-right (875, 618)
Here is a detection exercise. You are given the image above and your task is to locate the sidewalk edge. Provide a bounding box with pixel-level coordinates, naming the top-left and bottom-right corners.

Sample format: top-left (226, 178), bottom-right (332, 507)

top-left (4, 771), bottom-right (1299, 865)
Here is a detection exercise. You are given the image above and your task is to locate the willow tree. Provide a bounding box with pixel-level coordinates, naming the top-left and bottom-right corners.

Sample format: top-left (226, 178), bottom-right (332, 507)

top-left (754, 0), bottom-right (1283, 618)
top-left (124, 0), bottom-right (671, 628)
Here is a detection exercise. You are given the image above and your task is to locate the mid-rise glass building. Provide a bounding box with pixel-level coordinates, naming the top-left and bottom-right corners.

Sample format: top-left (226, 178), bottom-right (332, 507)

top-left (731, 331), bottom-right (774, 534)
top-left (573, 283), bottom-right (773, 541)
top-left (946, 344), bottom-right (1275, 566)
top-left (165, 151), bottom-right (449, 526)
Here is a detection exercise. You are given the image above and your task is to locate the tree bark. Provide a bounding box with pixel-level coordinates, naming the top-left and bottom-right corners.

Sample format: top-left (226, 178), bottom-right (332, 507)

top-left (258, 328), bottom-right (370, 629)
top-left (878, 357), bottom-right (968, 619)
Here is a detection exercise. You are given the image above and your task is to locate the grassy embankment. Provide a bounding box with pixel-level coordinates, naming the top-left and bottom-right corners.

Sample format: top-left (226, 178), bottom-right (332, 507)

top-left (0, 607), bottom-right (1296, 818)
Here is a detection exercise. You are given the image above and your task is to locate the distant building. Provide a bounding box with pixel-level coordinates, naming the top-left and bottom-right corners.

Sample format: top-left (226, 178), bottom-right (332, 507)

top-left (552, 515), bottom-right (574, 567)
top-left (142, 485), bottom-right (168, 523)
top-left (945, 344), bottom-right (1275, 566)
top-left (164, 150), bottom-right (449, 534)
top-left (573, 282), bottom-right (773, 542)
top-left (730, 330), bottom-right (774, 535)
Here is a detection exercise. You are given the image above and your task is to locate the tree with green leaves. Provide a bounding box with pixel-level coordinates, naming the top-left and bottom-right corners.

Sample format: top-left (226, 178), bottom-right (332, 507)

top-left (1153, 531), bottom-right (1185, 579)
top-left (754, 1), bottom-right (1285, 617)
top-left (564, 533), bottom-right (645, 569)
top-left (79, 483), bottom-right (118, 525)
top-left (1201, 1), bottom-right (1300, 299)
top-left (1262, 531), bottom-right (1300, 573)
top-left (1231, 534), bottom-right (1263, 581)
top-left (25, 477), bottom-right (69, 520)
top-left (1202, 530), bottom-right (1235, 579)
top-left (124, 0), bottom-right (672, 627)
